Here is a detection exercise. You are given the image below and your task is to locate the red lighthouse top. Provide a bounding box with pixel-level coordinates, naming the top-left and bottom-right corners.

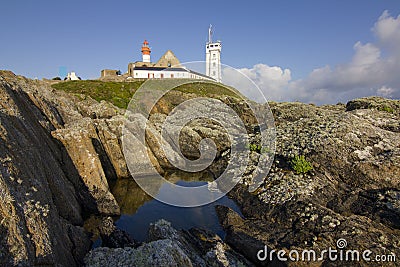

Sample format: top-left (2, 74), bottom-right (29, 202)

top-left (141, 40), bottom-right (151, 55)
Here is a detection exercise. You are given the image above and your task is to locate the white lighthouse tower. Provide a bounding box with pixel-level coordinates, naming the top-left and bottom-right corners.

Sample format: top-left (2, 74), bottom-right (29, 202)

top-left (141, 40), bottom-right (151, 63)
top-left (206, 25), bottom-right (221, 82)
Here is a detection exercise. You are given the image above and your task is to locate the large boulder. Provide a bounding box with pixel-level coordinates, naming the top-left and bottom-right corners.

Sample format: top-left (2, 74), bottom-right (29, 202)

top-left (52, 118), bottom-right (120, 215)
top-left (94, 116), bottom-right (130, 179)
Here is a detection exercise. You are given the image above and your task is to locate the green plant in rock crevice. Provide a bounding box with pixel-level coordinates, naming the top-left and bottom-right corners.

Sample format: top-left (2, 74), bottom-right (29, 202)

top-left (378, 105), bottom-right (394, 113)
top-left (247, 143), bottom-right (271, 154)
top-left (291, 155), bottom-right (313, 174)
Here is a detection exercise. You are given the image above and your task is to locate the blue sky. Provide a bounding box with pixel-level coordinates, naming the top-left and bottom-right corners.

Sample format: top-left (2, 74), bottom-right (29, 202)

top-left (1, 0), bottom-right (400, 104)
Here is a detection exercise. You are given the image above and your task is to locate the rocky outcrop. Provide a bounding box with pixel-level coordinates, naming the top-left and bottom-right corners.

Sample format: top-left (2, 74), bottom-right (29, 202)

top-left (0, 71), bottom-right (130, 266)
top-left (94, 116), bottom-right (130, 179)
top-left (85, 219), bottom-right (253, 267)
top-left (217, 98), bottom-right (400, 266)
top-left (346, 96), bottom-right (400, 115)
top-left (76, 97), bottom-right (123, 119)
top-left (0, 71), bottom-right (92, 266)
top-left (52, 118), bottom-right (120, 215)
top-left (85, 239), bottom-right (193, 267)
top-left (95, 217), bottom-right (137, 248)
top-left (83, 95), bottom-right (400, 266)
top-left (2, 70), bottom-right (400, 266)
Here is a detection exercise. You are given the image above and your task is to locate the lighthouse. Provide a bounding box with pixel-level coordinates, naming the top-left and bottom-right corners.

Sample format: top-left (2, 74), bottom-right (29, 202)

top-left (206, 25), bottom-right (222, 82)
top-left (141, 40), bottom-right (151, 63)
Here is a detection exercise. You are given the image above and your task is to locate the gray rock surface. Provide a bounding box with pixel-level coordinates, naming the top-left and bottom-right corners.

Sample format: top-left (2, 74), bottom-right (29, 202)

top-left (85, 219), bottom-right (253, 267)
top-left (0, 71), bottom-right (92, 266)
top-left (217, 99), bottom-right (400, 266)
top-left (96, 216), bottom-right (137, 248)
top-left (2, 70), bottom-right (400, 267)
top-left (85, 239), bottom-right (193, 267)
top-left (0, 71), bottom-right (129, 265)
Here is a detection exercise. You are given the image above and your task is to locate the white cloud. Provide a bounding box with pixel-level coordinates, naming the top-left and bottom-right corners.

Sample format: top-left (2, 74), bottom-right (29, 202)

top-left (225, 10), bottom-right (400, 104)
top-left (373, 10), bottom-right (400, 51)
top-left (222, 64), bottom-right (291, 102)
top-left (377, 86), bottom-right (395, 97)
top-left (352, 41), bottom-right (381, 66)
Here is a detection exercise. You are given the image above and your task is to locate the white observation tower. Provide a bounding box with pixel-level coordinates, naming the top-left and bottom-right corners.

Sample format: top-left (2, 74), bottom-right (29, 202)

top-left (206, 25), bottom-right (222, 82)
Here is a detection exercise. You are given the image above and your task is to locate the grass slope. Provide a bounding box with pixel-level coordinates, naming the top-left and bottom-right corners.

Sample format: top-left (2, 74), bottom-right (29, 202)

top-left (51, 80), bottom-right (243, 109)
top-left (51, 80), bottom-right (143, 109)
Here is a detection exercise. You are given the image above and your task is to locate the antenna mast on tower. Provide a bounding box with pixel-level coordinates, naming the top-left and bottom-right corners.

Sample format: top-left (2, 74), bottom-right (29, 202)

top-left (208, 24), bottom-right (213, 43)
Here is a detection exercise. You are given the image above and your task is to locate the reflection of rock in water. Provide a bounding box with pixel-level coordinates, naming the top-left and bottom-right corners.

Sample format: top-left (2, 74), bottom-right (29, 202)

top-left (83, 216), bottom-right (137, 248)
top-left (111, 171), bottom-right (215, 215)
top-left (83, 215), bottom-right (103, 243)
top-left (111, 179), bottom-right (153, 215)
top-left (164, 170), bottom-right (214, 184)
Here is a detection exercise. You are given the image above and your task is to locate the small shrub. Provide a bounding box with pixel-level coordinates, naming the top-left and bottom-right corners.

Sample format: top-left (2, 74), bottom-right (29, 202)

top-left (378, 105), bottom-right (394, 113)
top-left (291, 155), bottom-right (313, 174)
top-left (248, 143), bottom-right (259, 152)
top-left (52, 77), bottom-right (61, 80)
top-left (248, 143), bottom-right (270, 154)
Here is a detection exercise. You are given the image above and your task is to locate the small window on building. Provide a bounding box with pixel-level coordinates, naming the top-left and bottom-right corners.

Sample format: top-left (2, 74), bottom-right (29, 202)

top-left (213, 62), bottom-right (216, 67)
top-left (212, 71), bottom-right (216, 76)
top-left (213, 54), bottom-right (216, 58)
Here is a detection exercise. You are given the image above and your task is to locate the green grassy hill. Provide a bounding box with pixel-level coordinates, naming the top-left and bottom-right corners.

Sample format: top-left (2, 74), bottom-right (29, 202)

top-left (51, 80), bottom-right (143, 109)
top-left (51, 80), bottom-right (243, 109)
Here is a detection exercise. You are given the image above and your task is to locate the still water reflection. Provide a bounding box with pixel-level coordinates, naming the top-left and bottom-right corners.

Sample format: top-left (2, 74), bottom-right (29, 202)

top-left (111, 171), bottom-right (242, 242)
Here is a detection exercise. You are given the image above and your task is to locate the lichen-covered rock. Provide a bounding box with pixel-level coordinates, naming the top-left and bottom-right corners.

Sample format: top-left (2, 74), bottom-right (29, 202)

top-left (147, 219), bottom-right (253, 267)
top-left (217, 98), bottom-right (400, 266)
top-left (76, 96), bottom-right (124, 119)
top-left (125, 114), bottom-right (181, 171)
top-left (96, 217), bottom-right (137, 248)
top-left (2, 70), bottom-right (400, 267)
top-left (0, 71), bottom-right (91, 266)
top-left (84, 239), bottom-right (193, 267)
top-left (94, 116), bottom-right (130, 179)
top-left (86, 219), bottom-right (253, 267)
top-left (346, 96), bottom-right (400, 116)
top-left (123, 113), bottom-right (166, 175)
top-left (0, 71), bottom-right (129, 265)
top-left (52, 118), bottom-right (120, 215)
